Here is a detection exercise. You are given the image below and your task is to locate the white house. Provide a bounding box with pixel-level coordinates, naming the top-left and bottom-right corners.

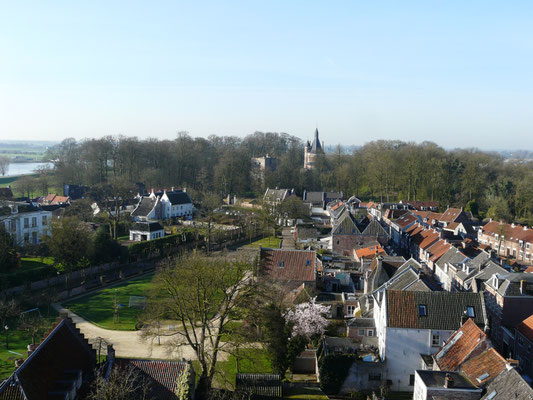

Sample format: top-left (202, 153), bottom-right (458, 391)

top-left (129, 221), bottom-right (165, 241)
top-left (1, 201), bottom-right (52, 246)
top-left (131, 188), bottom-right (193, 222)
top-left (159, 189), bottom-right (193, 219)
top-left (373, 289), bottom-right (487, 392)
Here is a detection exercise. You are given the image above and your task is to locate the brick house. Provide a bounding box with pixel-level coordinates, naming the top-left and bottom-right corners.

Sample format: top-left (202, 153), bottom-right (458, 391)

top-left (513, 314), bottom-right (533, 378)
top-left (478, 221), bottom-right (533, 264)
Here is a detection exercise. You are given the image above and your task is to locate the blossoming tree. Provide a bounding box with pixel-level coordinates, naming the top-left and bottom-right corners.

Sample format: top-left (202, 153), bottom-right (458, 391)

top-left (285, 297), bottom-right (330, 340)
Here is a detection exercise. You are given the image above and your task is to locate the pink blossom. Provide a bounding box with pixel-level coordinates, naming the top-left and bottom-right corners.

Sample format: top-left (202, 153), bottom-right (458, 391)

top-left (285, 297), bottom-right (330, 339)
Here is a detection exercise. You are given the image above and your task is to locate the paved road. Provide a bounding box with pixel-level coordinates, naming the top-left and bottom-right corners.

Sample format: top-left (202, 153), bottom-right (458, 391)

top-left (52, 303), bottom-right (231, 361)
top-left (282, 227), bottom-right (296, 249)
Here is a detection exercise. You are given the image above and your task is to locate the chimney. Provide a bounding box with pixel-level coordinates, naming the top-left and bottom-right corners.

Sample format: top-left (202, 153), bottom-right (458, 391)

top-left (520, 280), bottom-right (527, 295)
top-left (444, 373), bottom-right (454, 388)
top-left (171, 186), bottom-right (174, 191)
top-left (107, 344), bottom-right (115, 362)
top-left (461, 313), bottom-right (469, 326)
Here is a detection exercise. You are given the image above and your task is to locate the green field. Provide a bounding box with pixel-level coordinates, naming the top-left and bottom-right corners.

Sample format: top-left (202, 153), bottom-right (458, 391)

top-left (244, 236), bottom-right (282, 248)
top-left (0, 307), bottom-right (58, 380)
top-left (63, 274), bottom-right (155, 330)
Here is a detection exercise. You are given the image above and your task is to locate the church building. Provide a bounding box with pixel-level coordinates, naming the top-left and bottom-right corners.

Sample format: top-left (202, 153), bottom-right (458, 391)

top-left (304, 128), bottom-right (324, 169)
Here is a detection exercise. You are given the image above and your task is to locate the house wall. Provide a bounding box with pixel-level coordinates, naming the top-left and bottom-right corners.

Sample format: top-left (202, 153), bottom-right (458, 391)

top-left (129, 229), bottom-right (164, 241)
top-left (413, 374), bottom-right (481, 400)
top-left (3, 210), bottom-right (52, 246)
top-left (514, 331), bottom-right (533, 377)
top-left (382, 328), bottom-right (454, 392)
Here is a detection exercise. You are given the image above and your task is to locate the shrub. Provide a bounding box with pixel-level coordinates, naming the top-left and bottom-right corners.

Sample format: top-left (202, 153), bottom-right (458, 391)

top-left (319, 353), bottom-right (355, 394)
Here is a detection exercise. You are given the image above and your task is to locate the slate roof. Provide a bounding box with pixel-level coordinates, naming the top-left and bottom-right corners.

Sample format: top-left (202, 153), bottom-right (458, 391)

top-left (416, 370), bottom-right (477, 390)
top-left (379, 268), bottom-right (431, 292)
top-left (131, 196), bottom-right (157, 217)
top-left (260, 248), bottom-right (316, 282)
top-left (386, 290), bottom-right (486, 330)
top-left (346, 318), bottom-right (375, 328)
top-left (165, 190), bottom-right (192, 205)
top-left (332, 212), bottom-right (361, 235)
top-left (434, 319), bottom-right (487, 371)
top-left (480, 367), bottom-right (533, 400)
top-left (0, 316), bottom-right (97, 400)
top-left (114, 359), bottom-right (191, 400)
top-left (486, 273), bottom-right (533, 297)
top-left (308, 128), bottom-right (323, 153)
top-left (516, 314), bottom-right (533, 342)
top-left (362, 219), bottom-right (388, 237)
top-left (264, 188), bottom-right (291, 203)
top-left (131, 221), bottom-right (164, 233)
top-left (404, 200), bottom-right (439, 210)
top-left (435, 247), bottom-right (470, 269)
top-left (461, 348), bottom-right (507, 387)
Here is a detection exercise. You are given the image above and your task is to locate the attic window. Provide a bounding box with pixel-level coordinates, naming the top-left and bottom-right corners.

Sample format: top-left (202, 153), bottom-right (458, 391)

top-left (419, 305), bottom-right (427, 316)
top-left (306, 260), bottom-right (311, 266)
top-left (278, 261), bottom-right (284, 268)
top-left (476, 372), bottom-right (489, 383)
top-left (466, 306), bottom-right (475, 318)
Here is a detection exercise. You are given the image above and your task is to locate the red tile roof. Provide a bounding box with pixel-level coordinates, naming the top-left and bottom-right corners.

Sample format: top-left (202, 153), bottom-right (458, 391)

top-left (525, 267), bottom-right (533, 273)
top-left (440, 208), bottom-right (464, 223)
top-left (516, 314), bottom-right (533, 342)
top-left (428, 240), bottom-right (452, 262)
top-left (355, 244), bottom-right (385, 259)
top-left (412, 229), bottom-right (440, 250)
top-left (461, 348), bottom-right (507, 387)
top-left (395, 213), bottom-right (417, 229)
top-left (260, 249), bottom-right (316, 282)
top-left (481, 221), bottom-right (533, 244)
top-left (434, 319), bottom-right (487, 371)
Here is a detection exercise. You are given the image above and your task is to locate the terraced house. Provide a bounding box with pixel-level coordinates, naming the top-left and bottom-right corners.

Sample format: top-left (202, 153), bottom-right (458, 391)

top-left (478, 221), bottom-right (533, 264)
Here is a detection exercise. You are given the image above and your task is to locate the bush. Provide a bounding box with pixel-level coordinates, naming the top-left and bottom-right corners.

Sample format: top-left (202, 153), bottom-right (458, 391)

top-left (319, 353), bottom-right (355, 394)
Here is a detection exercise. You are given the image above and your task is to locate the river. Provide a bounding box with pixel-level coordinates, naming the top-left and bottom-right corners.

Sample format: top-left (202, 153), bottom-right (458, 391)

top-left (4, 162), bottom-right (52, 177)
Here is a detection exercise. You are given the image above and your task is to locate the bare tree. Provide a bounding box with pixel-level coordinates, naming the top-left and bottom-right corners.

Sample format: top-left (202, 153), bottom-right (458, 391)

top-left (142, 253), bottom-right (256, 397)
top-left (0, 298), bottom-right (19, 349)
top-left (87, 364), bottom-right (153, 400)
top-left (0, 156), bottom-right (9, 176)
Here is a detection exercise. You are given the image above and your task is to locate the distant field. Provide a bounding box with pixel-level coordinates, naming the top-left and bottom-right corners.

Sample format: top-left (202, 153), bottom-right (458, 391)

top-left (244, 236), bottom-right (282, 248)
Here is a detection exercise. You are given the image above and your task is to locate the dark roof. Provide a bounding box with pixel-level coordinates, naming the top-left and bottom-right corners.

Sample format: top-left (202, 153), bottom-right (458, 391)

top-left (303, 191), bottom-right (325, 204)
top-left (416, 370), bottom-right (478, 390)
top-left (235, 373), bottom-right (282, 398)
top-left (0, 316), bottom-right (97, 400)
top-left (480, 367), bottom-right (533, 400)
top-left (386, 290), bottom-right (486, 330)
top-left (346, 318), bottom-right (375, 328)
top-left (309, 128), bottom-right (323, 153)
top-left (165, 190), bottom-right (192, 205)
top-left (516, 314), bottom-right (533, 342)
top-left (114, 359), bottom-right (192, 400)
top-left (131, 196), bottom-right (157, 217)
top-left (332, 212), bottom-right (361, 235)
top-left (260, 248), bottom-right (316, 283)
top-left (131, 221), bottom-right (164, 232)
top-left (0, 187), bottom-right (13, 198)
top-left (362, 220), bottom-right (389, 237)
top-left (486, 272), bottom-right (533, 297)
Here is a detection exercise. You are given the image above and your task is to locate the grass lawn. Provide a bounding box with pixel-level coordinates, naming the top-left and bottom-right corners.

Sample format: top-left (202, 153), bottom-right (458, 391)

top-left (283, 386), bottom-right (328, 399)
top-left (193, 348), bottom-right (273, 390)
top-left (244, 236), bottom-right (282, 248)
top-left (0, 307), bottom-right (58, 380)
top-left (64, 274), bottom-right (154, 331)
top-left (0, 176), bottom-right (19, 186)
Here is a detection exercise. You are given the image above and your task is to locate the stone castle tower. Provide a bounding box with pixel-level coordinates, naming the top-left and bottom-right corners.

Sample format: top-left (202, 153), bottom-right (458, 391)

top-left (304, 128), bottom-right (324, 170)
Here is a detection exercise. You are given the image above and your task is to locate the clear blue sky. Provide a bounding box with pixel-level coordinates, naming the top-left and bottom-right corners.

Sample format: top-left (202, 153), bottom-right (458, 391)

top-left (0, 1), bottom-right (532, 149)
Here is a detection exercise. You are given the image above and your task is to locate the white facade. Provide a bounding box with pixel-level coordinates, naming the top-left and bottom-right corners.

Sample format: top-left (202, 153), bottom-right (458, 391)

top-left (157, 191), bottom-right (193, 219)
top-left (129, 228), bottom-right (164, 241)
top-left (374, 292), bottom-right (455, 392)
top-left (2, 204), bottom-right (52, 246)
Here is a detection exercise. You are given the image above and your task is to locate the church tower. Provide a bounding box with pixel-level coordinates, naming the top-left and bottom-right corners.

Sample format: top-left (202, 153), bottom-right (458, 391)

top-left (304, 128), bottom-right (324, 169)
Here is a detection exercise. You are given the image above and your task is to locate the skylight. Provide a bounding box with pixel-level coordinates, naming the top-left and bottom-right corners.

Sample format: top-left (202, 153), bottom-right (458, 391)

top-left (477, 372), bottom-right (489, 383)
top-left (419, 305), bottom-right (427, 316)
top-left (466, 306), bottom-right (475, 318)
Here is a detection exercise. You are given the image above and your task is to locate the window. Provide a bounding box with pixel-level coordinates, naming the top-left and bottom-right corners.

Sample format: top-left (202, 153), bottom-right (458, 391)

top-left (24, 232), bottom-right (29, 242)
top-left (306, 260), bottom-right (311, 266)
top-left (419, 305), bottom-right (427, 316)
top-left (368, 329), bottom-right (374, 337)
top-left (368, 373), bottom-right (381, 381)
top-left (347, 305), bottom-right (355, 317)
top-left (32, 231), bottom-right (37, 244)
top-left (466, 306), bottom-right (475, 318)
top-left (409, 374), bottom-right (415, 386)
top-left (359, 329), bottom-right (365, 336)
top-left (518, 336), bottom-right (524, 347)
top-left (32, 217), bottom-right (37, 227)
top-left (432, 334), bottom-right (441, 347)
top-left (24, 218), bottom-right (29, 228)
top-left (278, 261), bottom-right (284, 268)
top-left (42, 216), bottom-right (47, 226)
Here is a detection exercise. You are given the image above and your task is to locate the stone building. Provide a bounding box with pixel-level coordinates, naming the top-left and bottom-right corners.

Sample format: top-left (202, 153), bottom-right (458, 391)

top-left (304, 128), bottom-right (324, 170)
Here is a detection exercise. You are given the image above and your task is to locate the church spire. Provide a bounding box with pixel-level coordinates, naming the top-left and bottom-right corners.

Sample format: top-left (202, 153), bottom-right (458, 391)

top-left (310, 128), bottom-right (323, 153)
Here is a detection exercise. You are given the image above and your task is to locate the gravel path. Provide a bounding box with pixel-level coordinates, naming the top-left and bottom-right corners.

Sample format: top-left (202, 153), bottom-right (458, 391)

top-left (52, 303), bottom-right (230, 361)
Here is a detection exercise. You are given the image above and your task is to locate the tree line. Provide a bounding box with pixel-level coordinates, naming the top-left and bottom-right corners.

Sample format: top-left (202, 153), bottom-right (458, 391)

top-left (41, 133), bottom-right (533, 225)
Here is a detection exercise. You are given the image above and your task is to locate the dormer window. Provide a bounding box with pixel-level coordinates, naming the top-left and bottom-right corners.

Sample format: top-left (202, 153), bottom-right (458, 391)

top-left (419, 305), bottom-right (427, 316)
